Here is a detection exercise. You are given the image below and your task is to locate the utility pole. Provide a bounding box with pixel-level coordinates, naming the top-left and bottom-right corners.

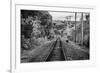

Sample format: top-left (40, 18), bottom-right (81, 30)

top-left (69, 16), bottom-right (72, 26)
top-left (65, 17), bottom-right (68, 27)
top-left (81, 12), bottom-right (83, 46)
top-left (75, 12), bottom-right (77, 43)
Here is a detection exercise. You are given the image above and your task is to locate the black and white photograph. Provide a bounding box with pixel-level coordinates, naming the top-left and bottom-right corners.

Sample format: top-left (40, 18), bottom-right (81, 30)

top-left (21, 9), bottom-right (90, 63)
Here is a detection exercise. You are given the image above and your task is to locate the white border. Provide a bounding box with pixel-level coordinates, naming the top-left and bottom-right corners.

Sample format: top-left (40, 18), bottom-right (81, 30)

top-left (11, 3), bottom-right (96, 73)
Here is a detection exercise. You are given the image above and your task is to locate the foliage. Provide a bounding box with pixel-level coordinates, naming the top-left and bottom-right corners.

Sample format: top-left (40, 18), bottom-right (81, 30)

top-left (21, 10), bottom-right (52, 50)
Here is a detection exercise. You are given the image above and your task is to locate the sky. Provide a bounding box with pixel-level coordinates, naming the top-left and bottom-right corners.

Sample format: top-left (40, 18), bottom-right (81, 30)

top-left (49, 11), bottom-right (74, 20)
top-left (49, 11), bottom-right (88, 21)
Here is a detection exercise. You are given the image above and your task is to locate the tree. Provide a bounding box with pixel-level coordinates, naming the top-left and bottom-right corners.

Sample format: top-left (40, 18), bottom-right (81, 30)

top-left (21, 10), bottom-right (52, 39)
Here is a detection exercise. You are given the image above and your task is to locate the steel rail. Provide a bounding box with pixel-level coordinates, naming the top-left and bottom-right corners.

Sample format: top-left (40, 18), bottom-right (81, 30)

top-left (59, 40), bottom-right (67, 60)
top-left (40, 39), bottom-right (58, 61)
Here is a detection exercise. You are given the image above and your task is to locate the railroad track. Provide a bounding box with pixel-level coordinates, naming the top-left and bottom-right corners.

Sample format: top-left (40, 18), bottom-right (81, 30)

top-left (23, 38), bottom-right (89, 62)
top-left (40, 39), bottom-right (67, 62)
